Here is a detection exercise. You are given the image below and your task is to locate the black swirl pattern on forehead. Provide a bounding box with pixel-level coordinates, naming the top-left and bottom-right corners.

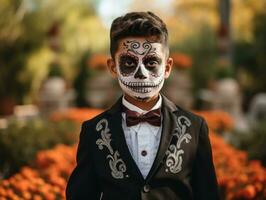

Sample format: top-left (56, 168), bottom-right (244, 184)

top-left (123, 40), bottom-right (156, 56)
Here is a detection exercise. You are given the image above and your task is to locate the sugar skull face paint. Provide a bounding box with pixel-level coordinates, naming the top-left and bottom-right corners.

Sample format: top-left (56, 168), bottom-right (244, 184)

top-left (114, 37), bottom-right (168, 101)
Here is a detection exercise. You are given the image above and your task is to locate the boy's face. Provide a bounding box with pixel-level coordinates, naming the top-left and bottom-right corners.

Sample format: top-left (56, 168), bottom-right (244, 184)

top-left (107, 37), bottom-right (173, 102)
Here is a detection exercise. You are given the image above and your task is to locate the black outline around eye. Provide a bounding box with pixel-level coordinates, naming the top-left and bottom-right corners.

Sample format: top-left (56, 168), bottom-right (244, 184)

top-left (143, 56), bottom-right (162, 67)
top-left (119, 53), bottom-right (138, 67)
top-left (118, 53), bottom-right (139, 76)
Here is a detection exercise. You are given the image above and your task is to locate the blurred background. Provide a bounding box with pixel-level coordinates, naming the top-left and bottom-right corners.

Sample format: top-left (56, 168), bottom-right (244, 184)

top-left (0, 0), bottom-right (266, 199)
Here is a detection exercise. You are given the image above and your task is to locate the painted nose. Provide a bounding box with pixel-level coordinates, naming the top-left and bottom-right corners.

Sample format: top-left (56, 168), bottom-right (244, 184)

top-left (134, 66), bottom-right (147, 79)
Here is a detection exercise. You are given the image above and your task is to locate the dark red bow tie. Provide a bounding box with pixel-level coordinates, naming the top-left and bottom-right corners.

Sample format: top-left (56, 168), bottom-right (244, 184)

top-left (122, 106), bottom-right (161, 127)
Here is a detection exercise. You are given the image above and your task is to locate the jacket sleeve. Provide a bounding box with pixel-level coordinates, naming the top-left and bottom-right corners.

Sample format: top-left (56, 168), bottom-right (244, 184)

top-left (191, 118), bottom-right (221, 200)
top-left (66, 121), bottom-right (101, 200)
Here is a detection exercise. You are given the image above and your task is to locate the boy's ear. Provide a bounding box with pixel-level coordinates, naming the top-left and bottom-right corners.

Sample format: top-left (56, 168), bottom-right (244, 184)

top-left (107, 58), bottom-right (118, 78)
top-left (164, 57), bottom-right (173, 79)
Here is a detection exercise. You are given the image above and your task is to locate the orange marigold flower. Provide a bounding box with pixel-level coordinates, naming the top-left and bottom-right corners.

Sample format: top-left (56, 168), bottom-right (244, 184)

top-left (242, 185), bottom-right (256, 199)
top-left (88, 54), bottom-right (109, 70)
top-left (170, 52), bottom-right (192, 69)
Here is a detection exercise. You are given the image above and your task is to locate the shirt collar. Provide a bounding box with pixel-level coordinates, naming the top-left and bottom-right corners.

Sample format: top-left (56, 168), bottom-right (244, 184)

top-left (122, 94), bottom-right (162, 114)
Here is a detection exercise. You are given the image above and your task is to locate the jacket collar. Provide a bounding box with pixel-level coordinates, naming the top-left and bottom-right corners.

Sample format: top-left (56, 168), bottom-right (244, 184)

top-left (107, 93), bottom-right (178, 115)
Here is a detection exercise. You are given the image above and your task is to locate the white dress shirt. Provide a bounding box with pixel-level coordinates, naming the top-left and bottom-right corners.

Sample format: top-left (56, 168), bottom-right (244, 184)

top-left (121, 95), bottom-right (163, 179)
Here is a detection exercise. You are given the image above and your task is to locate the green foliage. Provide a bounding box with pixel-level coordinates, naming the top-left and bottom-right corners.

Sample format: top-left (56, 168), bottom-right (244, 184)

top-left (213, 64), bottom-right (235, 80)
top-left (230, 121), bottom-right (266, 167)
top-left (0, 0), bottom-right (48, 102)
top-left (0, 0), bottom-right (99, 104)
top-left (48, 61), bottom-right (64, 77)
top-left (0, 117), bottom-right (78, 178)
top-left (73, 51), bottom-right (92, 107)
top-left (171, 23), bottom-right (218, 91)
top-left (234, 12), bottom-right (266, 109)
top-left (170, 23), bottom-right (219, 109)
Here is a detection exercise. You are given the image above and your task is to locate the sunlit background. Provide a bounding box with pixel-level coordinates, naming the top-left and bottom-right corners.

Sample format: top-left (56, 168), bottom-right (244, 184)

top-left (0, 0), bottom-right (266, 199)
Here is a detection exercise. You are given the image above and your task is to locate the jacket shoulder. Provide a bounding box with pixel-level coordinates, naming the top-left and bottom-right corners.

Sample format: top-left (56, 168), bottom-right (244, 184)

top-left (175, 105), bottom-right (204, 124)
top-left (81, 109), bottom-right (110, 129)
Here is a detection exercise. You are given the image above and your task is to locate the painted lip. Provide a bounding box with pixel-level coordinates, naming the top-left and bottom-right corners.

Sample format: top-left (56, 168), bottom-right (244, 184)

top-left (119, 78), bottom-right (163, 93)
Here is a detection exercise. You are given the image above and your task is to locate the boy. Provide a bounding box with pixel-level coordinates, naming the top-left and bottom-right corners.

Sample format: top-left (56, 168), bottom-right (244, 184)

top-left (66, 11), bottom-right (220, 200)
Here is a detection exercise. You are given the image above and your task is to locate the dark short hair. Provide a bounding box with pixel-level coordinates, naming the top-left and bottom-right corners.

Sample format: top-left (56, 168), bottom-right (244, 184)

top-left (110, 11), bottom-right (168, 58)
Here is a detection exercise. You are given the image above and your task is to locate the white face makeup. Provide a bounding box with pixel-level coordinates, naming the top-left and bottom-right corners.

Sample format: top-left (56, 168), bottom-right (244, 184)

top-left (114, 37), bottom-right (167, 101)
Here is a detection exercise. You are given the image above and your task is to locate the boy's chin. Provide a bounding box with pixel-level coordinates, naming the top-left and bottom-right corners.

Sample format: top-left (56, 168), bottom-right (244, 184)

top-left (125, 92), bottom-right (159, 102)
top-left (134, 96), bottom-right (150, 102)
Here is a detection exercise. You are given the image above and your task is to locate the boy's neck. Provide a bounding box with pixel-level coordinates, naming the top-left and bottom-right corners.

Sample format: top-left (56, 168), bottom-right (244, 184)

top-left (124, 93), bottom-right (160, 111)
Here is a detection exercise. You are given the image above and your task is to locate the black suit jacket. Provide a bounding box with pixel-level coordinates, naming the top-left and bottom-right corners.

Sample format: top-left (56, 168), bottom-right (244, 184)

top-left (66, 95), bottom-right (220, 200)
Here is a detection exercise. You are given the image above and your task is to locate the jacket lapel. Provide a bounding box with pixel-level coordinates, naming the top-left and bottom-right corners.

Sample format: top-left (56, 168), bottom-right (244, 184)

top-left (145, 94), bottom-right (178, 181)
top-left (105, 94), bottom-right (178, 182)
top-left (107, 97), bottom-right (145, 182)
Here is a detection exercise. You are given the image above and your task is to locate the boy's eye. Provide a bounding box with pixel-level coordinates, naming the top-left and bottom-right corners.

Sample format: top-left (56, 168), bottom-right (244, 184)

top-left (146, 60), bottom-right (158, 67)
top-left (119, 53), bottom-right (138, 69)
top-left (124, 60), bottom-right (137, 67)
top-left (143, 56), bottom-right (162, 69)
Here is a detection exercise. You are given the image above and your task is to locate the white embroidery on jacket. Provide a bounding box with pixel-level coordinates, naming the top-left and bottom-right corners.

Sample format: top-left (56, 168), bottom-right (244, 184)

top-left (165, 116), bottom-right (192, 174)
top-left (96, 119), bottom-right (128, 179)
